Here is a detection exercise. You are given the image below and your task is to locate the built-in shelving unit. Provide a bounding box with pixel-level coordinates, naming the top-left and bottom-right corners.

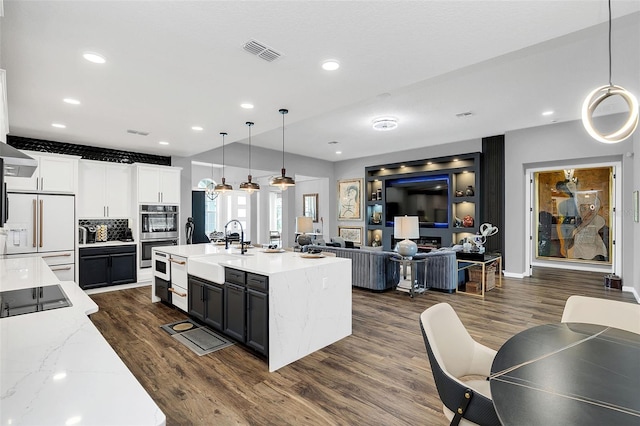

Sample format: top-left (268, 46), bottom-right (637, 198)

top-left (365, 152), bottom-right (481, 250)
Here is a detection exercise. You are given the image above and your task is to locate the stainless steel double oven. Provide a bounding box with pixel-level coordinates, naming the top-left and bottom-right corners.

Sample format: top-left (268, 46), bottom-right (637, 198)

top-left (139, 204), bottom-right (178, 268)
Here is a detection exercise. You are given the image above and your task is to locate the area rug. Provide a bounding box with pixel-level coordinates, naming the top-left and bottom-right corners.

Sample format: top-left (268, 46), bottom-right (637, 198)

top-left (160, 320), bottom-right (234, 356)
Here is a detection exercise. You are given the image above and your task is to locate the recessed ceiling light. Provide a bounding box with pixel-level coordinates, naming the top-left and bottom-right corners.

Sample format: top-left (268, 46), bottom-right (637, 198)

top-left (191, 126), bottom-right (203, 131)
top-left (159, 141), bottom-right (169, 145)
top-left (542, 110), bottom-right (554, 116)
top-left (322, 60), bottom-right (340, 71)
top-left (372, 117), bottom-right (398, 131)
top-left (63, 98), bottom-right (80, 105)
top-left (82, 52), bottom-right (106, 64)
top-left (335, 151), bottom-right (342, 155)
top-left (240, 103), bottom-right (254, 109)
top-left (52, 123), bottom-right (66, 128)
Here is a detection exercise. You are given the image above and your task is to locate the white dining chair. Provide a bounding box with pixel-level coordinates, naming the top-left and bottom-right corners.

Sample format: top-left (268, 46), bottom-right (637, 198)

top-left (419, 303), bottom-right (501, 426)
top-left (561, 295), bottom-right (640, 335)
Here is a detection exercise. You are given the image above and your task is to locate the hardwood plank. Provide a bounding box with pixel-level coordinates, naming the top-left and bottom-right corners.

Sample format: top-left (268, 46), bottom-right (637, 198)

top-left (89, 267), bottom-right (636, 425)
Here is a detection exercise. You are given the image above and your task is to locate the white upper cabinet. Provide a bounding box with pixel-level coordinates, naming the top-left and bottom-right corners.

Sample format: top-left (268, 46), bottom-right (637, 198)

top-left (78, 160), bottom-right (131, 218)
top-left (6, 152), bottom-right (77, 193)
top-left (137, 165), bottom-right (180, 204)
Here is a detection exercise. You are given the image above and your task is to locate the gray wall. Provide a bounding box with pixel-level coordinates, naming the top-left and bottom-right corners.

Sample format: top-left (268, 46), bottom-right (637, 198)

top-left (504, 115), bottom-right (636, 285)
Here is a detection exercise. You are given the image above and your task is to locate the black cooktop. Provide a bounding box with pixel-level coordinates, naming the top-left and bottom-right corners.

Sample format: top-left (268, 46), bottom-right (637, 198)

top-left (0, 285), bottom-right (72, 318)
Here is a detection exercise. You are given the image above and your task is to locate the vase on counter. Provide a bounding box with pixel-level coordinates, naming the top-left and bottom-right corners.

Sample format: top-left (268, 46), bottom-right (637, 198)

top-left (465, 185), bottom-right (475, 196)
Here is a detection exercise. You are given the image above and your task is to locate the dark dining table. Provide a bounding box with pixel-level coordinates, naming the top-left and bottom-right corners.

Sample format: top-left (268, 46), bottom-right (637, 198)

top-left (490, 323), bottom-right (640, 426)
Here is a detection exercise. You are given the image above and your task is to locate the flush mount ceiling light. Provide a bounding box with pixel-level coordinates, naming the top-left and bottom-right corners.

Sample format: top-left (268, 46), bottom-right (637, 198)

top-left (270, 108), bottom-right (295, 190)
top-left (214, 132), bottom-right (233, 193)
top-left (191, 126), bottom-right (203, 131)
top-left (51, 123), bottom-right (66, 128)
top-left (322, 60), bottom-right (340, 71)
top-left (63, 98), bottom-right (80, 105)
top-left (372, 117), bottom-right (398, 131)
top-left (542, 110), bottom-right (554, 116)
top-left (82, 52), bottom-right (106, 64)
top-left (240, 103), bottom-right (254, 109)
top-left (240, 121), bottom-right (260, 194)
top-left (158, 141), bottom-right (169, 145)
top-left (582, 0), bottom-right (639, 144)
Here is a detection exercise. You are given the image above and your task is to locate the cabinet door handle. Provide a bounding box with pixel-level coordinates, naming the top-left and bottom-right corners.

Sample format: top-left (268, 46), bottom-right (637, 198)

top-left (158, 192), bottom-right (161, 203)
top-left (32, 199), bottom-right (37, 247)
top-left (42, 253), bottom-right (72, 258)
top-left (168, 288), bottom-right (186, 297)
top-left (40, 177), bottom-right (44, 191)
top-left (169, 258), bottom-right (186, 265)
top-left (39, 199), bottom-right (44, 248)
top-left (50, 266), bottom-right (72, 271)
top-left (107, 206), bottom-right (109, 217)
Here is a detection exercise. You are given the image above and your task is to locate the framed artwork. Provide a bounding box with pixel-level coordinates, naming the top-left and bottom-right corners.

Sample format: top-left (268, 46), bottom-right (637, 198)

top-left (534, 166), bottom-right (613, 264)
top-left (303, 193), bottom-right (318, 222)
top-left (337, 178), bottom-right (363, 220)
top-left (338, 226), bottom-right (363, 245)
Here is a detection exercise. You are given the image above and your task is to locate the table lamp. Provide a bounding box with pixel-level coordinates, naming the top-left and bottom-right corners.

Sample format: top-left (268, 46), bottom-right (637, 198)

top-left (296, 216), bottom-right (313, 246)
top-left (394, 215), bottom-right (419, 257)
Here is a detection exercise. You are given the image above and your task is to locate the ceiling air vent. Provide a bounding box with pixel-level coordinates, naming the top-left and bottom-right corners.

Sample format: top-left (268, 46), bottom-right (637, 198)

top-left (127, 129), bottom-right (149, 136)
top-left (455, 112), bottom-right (474, 118)
top-left (243, 39), bottom-right (282, 62)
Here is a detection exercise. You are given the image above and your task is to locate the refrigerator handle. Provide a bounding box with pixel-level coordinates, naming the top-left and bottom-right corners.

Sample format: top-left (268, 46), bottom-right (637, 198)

top-left (39, 199), bottom-right (43, 248)
top-left (32, 199), bottom-right (37, 247)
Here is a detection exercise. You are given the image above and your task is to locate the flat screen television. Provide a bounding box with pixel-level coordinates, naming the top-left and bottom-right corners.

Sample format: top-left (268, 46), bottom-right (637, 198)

top-left (385, 174), bottom-right (449, 228)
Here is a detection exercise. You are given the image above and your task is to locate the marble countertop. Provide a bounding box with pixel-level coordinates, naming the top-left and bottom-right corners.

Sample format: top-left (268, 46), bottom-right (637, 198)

top-left (155, 243), bottom-right (349, 277)
top-left (0, 257), bottom-right (165, 425)
top-left (79, 240), bottom-right (137, 249)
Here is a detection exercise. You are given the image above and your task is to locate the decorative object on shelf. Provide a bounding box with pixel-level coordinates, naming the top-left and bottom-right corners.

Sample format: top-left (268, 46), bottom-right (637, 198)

top-left (454, 216), bottom-right (463, 227)
top-left (376, 188), bottom-right (382, 199)
top-left (296, 216), bottom-right (313, 246)
top-left (270, 108), bottom-right (296, 190)
top-left (214, 132), bottom-right (233, 193)
top-left (239, 121), bottom-right (260, 193)
top-left (472, 222), bottom-right (499, 254)
top-left (338, 178), bottom-right (363, 220)
top-left (455, 190), bottom-right (464, 197)
top-left (394, 215), bottom-right (419, 257)
top-left (303, 193), bottom-right (318, 222)
top-left (371, 192), bottom-right (377, 201)
top-left (371, 211), bottom-right (381, 224)
top-left (465, 185), bottom-right (475, 196)
top-left (371, 234), bottom-right (381, 247)
top-left (338, 226), bottom-right (363, 245)
top-left (581, 0), bottom-right (638, 144)
top-left (463, 215), bottom-right (474, 228)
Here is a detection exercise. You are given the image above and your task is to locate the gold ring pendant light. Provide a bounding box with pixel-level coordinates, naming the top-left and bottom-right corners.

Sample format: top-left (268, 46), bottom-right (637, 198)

top-left (582, 0), bottom-right (639, 144)
top-left (240, 121), bottom-right (260, 193)
top-left (270, 108), bottom-right (295, 190)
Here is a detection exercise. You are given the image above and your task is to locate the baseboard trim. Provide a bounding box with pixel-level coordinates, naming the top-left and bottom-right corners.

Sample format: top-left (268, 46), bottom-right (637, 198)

top-left (503, 271), bottom-right (527, 279)
top-left (622, 286), bottom-right (640, 303)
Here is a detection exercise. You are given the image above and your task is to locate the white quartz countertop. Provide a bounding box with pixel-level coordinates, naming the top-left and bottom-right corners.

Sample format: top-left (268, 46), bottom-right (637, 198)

top-left (156, 243), bottom-right (349, 277)
top-left (79, 240), bottom-right (137, 248)
top-left (0, 257), bottom-right (165, 425)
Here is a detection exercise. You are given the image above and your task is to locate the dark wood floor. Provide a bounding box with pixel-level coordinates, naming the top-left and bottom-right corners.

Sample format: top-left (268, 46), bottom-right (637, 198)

top-left (89, 268), bottom-right (637, 425)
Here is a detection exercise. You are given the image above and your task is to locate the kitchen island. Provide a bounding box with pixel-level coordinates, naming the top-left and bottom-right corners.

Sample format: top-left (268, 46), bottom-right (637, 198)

top-left (0, 256), bottom-right (165, 425)
top-left (152, 244), bottom-right (352, 372)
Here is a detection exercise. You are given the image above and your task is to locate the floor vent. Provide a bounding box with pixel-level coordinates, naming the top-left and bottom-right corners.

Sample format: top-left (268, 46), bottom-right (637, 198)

top-left (127, 129), bottom-right (150, 136)
top-left (243, 39), bottom-right (282, 62)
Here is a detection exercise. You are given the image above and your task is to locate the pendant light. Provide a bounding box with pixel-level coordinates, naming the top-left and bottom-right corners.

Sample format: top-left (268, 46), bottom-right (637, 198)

top-left (270, 108), bottom-right (295, 190)
top-left (214, 132), bottom-right (233, 193)
top-left (239, 121), bottom-right (260, 193)
top-left (582, 0), bottom-right (638, 144)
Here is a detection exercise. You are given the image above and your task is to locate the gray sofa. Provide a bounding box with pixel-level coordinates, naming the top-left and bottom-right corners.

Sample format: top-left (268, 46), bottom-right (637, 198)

top-left (414, 250), bottom-right (459, 292)
top-left (306, 245), bottom-right (400, 291)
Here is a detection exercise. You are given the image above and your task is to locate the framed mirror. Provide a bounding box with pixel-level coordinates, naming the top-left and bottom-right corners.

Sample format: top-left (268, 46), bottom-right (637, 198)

top-left (303, 193), bottom-right (318, 222)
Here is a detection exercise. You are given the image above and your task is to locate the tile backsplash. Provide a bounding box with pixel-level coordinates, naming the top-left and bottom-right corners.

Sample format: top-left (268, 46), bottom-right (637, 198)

top-left (79, 219), bottom-right (131, 241)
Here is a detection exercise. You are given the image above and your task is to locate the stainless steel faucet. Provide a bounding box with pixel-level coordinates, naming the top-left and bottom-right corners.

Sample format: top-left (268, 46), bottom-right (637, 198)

top-left (224, 219), bottom-right (245, 254)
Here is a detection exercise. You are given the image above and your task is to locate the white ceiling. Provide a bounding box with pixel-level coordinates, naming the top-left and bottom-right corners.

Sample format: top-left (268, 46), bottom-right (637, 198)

top-left (1, 1), bottom-right (639, 162)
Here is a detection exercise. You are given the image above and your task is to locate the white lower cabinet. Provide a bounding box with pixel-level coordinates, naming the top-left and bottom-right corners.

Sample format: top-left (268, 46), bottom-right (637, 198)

top-left (169, 255), bottom-right (188, 311)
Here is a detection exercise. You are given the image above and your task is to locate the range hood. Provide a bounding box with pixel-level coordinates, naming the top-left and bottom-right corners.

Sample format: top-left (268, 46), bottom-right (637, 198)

top-left (0, 143), bottom-right (37, 177)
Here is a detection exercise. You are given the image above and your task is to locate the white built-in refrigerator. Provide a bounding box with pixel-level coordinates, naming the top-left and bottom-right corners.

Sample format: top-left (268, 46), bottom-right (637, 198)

top-left (4, 193), bottom-right (75, 280)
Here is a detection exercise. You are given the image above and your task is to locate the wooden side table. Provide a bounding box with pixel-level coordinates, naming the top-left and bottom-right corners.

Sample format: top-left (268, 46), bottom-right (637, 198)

top-left (456, 254), bottom-right (502, 298)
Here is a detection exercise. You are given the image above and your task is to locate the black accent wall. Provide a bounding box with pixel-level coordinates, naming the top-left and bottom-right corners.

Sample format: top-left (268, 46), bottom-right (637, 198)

top-left (8, 135), bottom-right (171, 166)
top-left (481, 135), bottom-right (505, 264)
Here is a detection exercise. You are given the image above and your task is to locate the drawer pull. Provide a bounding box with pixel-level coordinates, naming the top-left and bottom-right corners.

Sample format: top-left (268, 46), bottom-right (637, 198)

top-left (50, 266), bottom-right (72, 271)
top-left (168, 288), bottom-right (187, 297)
top-left (42, 253), bottom-right (72, 258)
top-left (169, 258), bottom-right (186, 265)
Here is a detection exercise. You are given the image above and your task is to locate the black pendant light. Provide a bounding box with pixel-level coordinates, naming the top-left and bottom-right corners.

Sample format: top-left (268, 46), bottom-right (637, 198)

top-left (239, 121), bottom-right (260, 193)
top-left (214, 132), bottom-right (233, 193)
top-left (270, 108), bottom-right (295, 190)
